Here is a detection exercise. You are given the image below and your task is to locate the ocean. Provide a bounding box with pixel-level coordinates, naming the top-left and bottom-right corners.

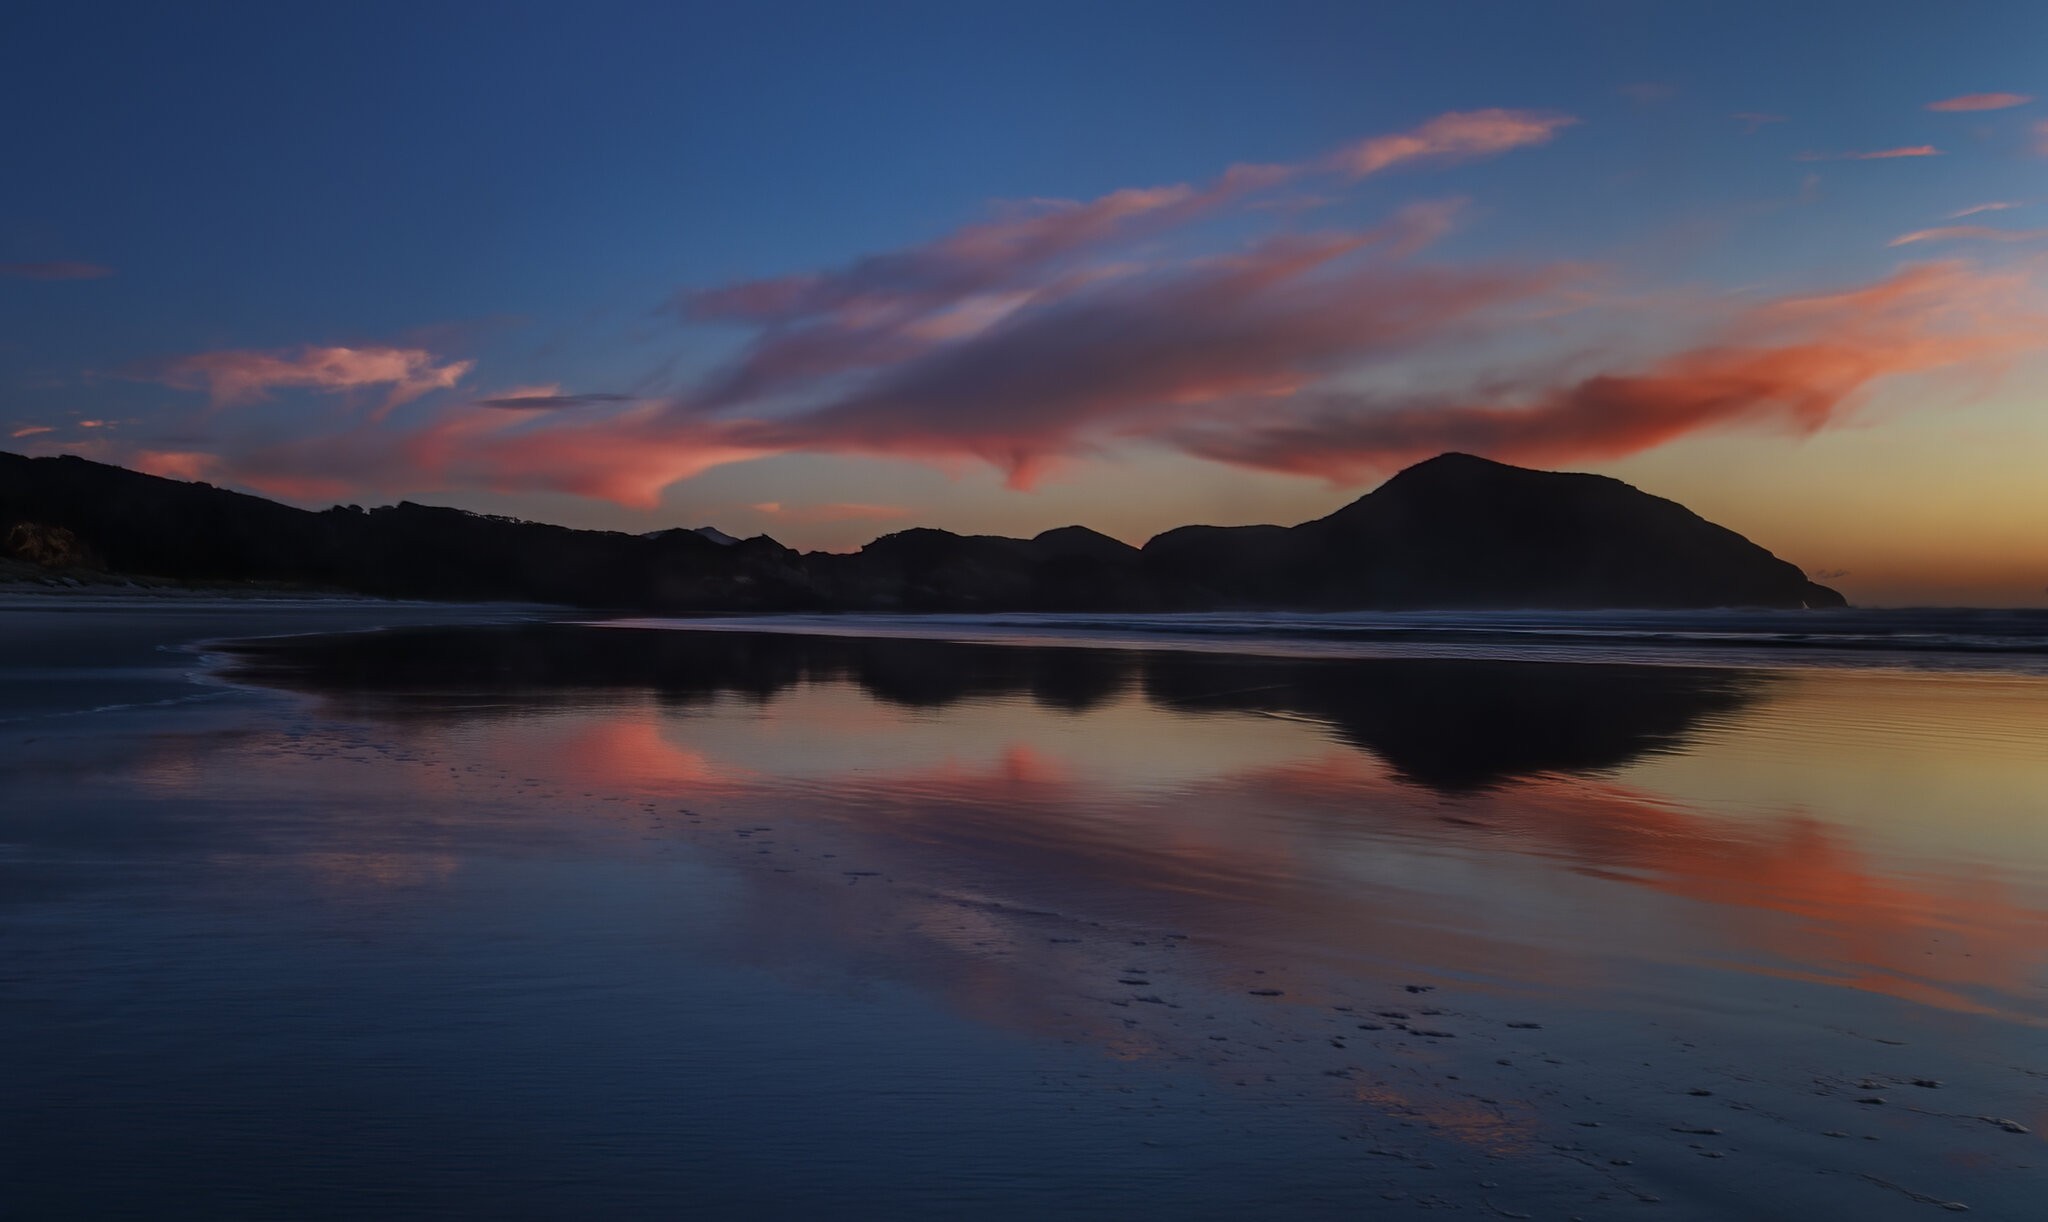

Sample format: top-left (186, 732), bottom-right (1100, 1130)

top-left (4, 599), bottom-right (2044, 1218)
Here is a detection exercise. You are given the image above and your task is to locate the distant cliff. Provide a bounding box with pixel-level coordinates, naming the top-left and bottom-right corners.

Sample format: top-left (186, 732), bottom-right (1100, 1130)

top-left (0, 449), bottom-right (1845, 610)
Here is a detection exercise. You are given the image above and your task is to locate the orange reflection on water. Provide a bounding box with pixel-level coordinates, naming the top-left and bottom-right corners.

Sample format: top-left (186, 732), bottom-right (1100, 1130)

top-left (548, 703), bottom-right (740, 794)
top-left (1229, 748), bottom-right (2048, 1021)
top-left (207, 634), bottom-right (2048, 1041)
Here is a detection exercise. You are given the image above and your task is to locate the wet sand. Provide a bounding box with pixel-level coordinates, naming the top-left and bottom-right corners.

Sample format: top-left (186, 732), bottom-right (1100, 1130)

top-left (3, 603), bottom-right (2044, 1218)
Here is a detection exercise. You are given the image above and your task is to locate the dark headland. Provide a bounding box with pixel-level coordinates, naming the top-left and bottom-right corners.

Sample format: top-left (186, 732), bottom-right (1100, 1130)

top-left (0, 449), bottom-right (1845, 610)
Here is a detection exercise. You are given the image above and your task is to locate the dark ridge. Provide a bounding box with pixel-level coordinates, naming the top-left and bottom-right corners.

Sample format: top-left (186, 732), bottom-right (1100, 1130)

top-left (0, 449), bottom-right (1846, 610)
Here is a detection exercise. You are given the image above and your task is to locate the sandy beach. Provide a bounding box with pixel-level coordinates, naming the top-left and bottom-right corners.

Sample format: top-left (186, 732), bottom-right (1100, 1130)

top-left (4, 600), bottom-right (2045, 1218)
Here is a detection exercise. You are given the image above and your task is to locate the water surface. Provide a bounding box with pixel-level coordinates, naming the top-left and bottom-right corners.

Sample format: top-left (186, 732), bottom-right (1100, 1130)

top-left (4, 606), bottom-right (2045, 1218)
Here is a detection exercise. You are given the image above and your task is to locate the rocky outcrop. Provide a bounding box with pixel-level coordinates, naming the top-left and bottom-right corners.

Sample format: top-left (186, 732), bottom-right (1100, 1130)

top-left (2, 521), bottom-right (101, 570)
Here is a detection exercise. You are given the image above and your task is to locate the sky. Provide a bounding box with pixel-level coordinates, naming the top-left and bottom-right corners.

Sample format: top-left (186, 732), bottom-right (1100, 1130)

top-left (4, 1), bottom-right (2046, 606)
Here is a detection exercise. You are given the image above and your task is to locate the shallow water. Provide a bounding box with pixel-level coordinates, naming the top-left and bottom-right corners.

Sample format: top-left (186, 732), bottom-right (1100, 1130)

top-left (4, 606), bottom-right (2046, 1218)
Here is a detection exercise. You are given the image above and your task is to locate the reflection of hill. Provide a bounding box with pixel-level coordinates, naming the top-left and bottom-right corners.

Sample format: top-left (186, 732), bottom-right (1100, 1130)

top-left (225, 625), bottom-right (1764, 792)
top-left (1139, 654), bottom-right (1760, 789)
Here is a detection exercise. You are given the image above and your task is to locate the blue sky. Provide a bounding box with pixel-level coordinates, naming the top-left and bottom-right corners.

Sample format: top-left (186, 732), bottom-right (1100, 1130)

top-left (5, 2), bottom-right (2047, 602)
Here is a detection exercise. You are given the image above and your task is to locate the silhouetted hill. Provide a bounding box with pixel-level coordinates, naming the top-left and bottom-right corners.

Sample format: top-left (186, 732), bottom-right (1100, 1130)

top-left (0, 448), bottom-right (1845, 610)
top-left (1146, 453), bottom-right (1844, 609)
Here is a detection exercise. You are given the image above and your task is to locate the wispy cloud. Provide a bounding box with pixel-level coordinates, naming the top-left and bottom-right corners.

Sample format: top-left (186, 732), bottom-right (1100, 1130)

top-left (116, 112), bottom-right (2040, 512)
top-left (1167, 262), bottom-right (2042, 481)
top-left (1927, 92), bottom-right (2033, 112)
top-left (136, 345), bottom-right (474, 414)
top-left (1732, 112), bottom-right (1786, 134)
top-left (8, 425), bottom-right (54, 438)
top-left (1796, 145), bottom-right (1941, 162)
top-left (1888, 225), bottom-right (2048, 247)
top-left (194, 212), bottom-right (1570, 507)
top-left (1324, 109), bottom-right (1576, 178)
top-left (0, 260), bottom-right (112, 280)
top-left (673, 110), bottom-right (1570, 417)
top-left (473, 391), bottom-right (635, 410)
top-left (1949, 201), bottom-right (2024, 219)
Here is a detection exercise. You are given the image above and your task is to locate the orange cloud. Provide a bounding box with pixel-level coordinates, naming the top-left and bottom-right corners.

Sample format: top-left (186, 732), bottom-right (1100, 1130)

top-left (176, 252), bottom-right (2043, 513)
top-left (1927, 92), bottom-right (2033, 112)
top-left (1173, 261), bottom-right (2045, 482)
top-left (1888, 225), bottom-right (2048, 247)
top-left (8, 425), bottom-right (53, 438)
top-left (1325, 108), bottom-right (1576, 178)
top-left (140, 345), bottom-right (474, 413)
top-left (1797, 145), bottom-right (1941, 162)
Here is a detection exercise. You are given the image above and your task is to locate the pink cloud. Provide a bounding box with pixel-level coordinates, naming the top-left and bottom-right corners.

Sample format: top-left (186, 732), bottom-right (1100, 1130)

top-left (1733, 112), bottom-right (1786, 134)
top-left (1949, 201), bottom-right (2023, 219)
top-left (139, 345), bottom-right (473, 413)
top-left (1927, 92), bottom-right (2033, 112)
top-left (230, 403), bottom-right (775, 510)
top-left (8, 425), bottom-right (53, 439)
top-left (133, 450), bottom-right (220, 482)
top-left (681, 184), bottom-right (1227, 332)
top-left (1169, 262), bottom-right (2042, 482)
top-left (675, 111), bottom-right (1571, 415)
top-left (102, 252), bottom-right (2043, 518)
top-left (732, 219), bottom-right (1551, 490)
top-left (1797, 146), bottom-right (1941, 162)
top-left (2037, 120), bottom-right (2048, 156)
top-left (1325, 109), bottom-right (1576, 179)
top-left (0, 260), bottom-right (112, 280)
top-left (1888, 225), bottom-right (2048, 247)
top-left (124, 112), bottom-right (1599, 510)
top-left (199, 212), bottom-right (1559, 505)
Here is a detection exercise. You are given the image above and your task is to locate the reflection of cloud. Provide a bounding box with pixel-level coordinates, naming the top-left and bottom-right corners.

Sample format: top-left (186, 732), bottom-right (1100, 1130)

top-left (461, 679), bottom-right (2048, 1025)
top-left (549, 708), bottom-right (737, 794)
top-left (1223, 749), bottom-right (2048, 1021)
top-left (147, 630), bottom-right (2048, 1196)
